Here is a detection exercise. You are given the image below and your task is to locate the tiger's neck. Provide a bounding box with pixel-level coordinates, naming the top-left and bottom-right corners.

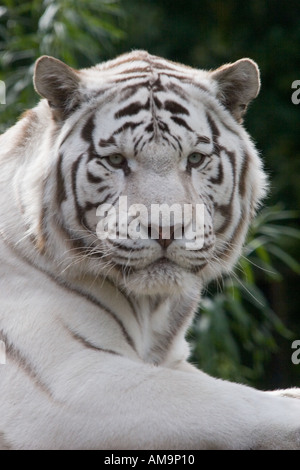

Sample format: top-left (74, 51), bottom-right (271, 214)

top-left (57, 271), bottom-right (201, 366)
top-left (1, 215), bottom-right (200, 367)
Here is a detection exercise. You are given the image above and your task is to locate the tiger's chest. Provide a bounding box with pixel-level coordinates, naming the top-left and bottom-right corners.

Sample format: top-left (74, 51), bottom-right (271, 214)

top-left (0, 238), bottom-right (191, 370)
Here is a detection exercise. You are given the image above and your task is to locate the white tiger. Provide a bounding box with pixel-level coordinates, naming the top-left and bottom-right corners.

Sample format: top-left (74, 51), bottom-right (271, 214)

top-left (0, 51), bottom-right (299, 450)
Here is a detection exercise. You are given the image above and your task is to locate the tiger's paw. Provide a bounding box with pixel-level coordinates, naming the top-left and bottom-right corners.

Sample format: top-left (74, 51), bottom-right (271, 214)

top-left (269, 387), bottom-right (300, 399)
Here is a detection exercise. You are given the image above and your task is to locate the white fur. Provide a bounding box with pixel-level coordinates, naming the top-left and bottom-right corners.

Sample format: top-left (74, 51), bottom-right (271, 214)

top-left (0, 51), bottom-right (299, 450)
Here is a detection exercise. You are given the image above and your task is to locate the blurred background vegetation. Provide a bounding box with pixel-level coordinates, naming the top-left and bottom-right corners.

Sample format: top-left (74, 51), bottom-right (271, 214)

top-left (0, 0), bottom-right (299, 389)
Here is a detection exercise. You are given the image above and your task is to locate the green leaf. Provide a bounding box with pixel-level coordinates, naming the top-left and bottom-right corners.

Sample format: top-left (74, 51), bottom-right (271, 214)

top-left (38, 3), bottom-right (59, 31)
top-left (267, 244), bottom-right (300, 274)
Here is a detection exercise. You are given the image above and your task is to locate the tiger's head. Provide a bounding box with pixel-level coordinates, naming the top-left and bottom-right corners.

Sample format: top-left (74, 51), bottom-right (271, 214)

top-left (30, 51), bottom-right (267, 295)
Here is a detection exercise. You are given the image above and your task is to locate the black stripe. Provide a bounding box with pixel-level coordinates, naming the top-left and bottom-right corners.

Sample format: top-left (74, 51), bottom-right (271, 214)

top-left (149, 295), bottom-right (165, 313)
top-left (206, 112), bottom-right (237, 235)
top-left (0, 329), bottom-right (53, 398)
top-left (196, 135), bottom-right (211, 145)
top-left (71, 153), bottom-right (86, 225)
top-left (50, 204), bottom-right (92, 254)
top-left (106, 238), bottom-right (146, 252)
top-left (87, 170), bottom-right (104, 184)
top-left (172, 134), bottom-right (183, 152)
top-left (206, 112), bottom-right (220, 139)
top-left (114, 100), bottom-right (150, 119)
top-left (99, 136), bottom-right (116, 148)
top-left (118, 81), bottom-right (151, 102)
top-left (148, 294), bottom-right (197, 365)
top-left (209, 161), bottom-right (224, 185)
top-left (95, 159), bottom-right (110, 169)
top-left (113, 121), bottom-right (143, 136)
top-left (97, 185), bottom-right (110, 193)
top-left (149, 60), bottom-right (186, 72)
top-left (56, 152), bottom-right (67, 206)
top-left (59, 284), bottom-right (137, 353)
top-left (239, 152), bottom-right (249, 198)
top-left (118, 67), bottom-right (151, 75)
top-left (65, 326), bottom-right (121, 356)
top-left (157, 120), bottom-right (170, 133)
top-left (214, 202), bottom-right (232, 235)
top-left (191, 262), bottom-right (208, 273)
top-left (53, 207), bottom-right (94, 253)
top-left (102, 55), bottom-right (145, 70)
top-left (110, 74), bottom-right (149, 84)
top-left (1, 237), bottom-right (137, 355)
top-left (165, 75), bottom-right (209, 92)
top-left (145, 122), bottom-right (153, 133)
top-left (216, 215), bottom-right (246, 262)
top-left (81, 114), bottom-right (95, 142)
top-left (84, 190), bottom-right (116, 211)
top-left (151, 77), bottom-right (165, 93)
top-left (84, 201), bottom-right (101, 212)
top-left (164, 100), bottom-right (189, 116)
top-left (159, 72), bottom-right (209, 90)
top-left (133, 135), bottom-right (143, 154)
top-left (171, 116), bottom-right (193, 131)
top-left (153, 96), bottom-right (162, 109)
top-left (110, 194), bottom-right (121, 208)
top-left (118, 288), bottom-right (140, 325)
top-left (165, 82), bottom-right (188, 101)
top-left (35, 202), bottom-right (48, 255)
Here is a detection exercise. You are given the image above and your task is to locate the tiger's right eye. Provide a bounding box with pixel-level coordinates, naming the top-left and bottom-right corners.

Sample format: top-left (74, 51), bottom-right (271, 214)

top-left (106, 154), bottom-right (126, 168)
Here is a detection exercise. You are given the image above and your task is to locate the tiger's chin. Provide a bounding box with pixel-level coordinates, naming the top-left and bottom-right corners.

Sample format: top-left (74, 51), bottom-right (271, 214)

top-left (116, 258), bottom-right (203, 296)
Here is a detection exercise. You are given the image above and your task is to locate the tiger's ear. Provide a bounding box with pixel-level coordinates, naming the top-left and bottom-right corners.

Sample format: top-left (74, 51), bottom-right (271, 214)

top-left (210, 58), bottom-right (260, 122)
top-left (34, 56), bottom-right (81, 120)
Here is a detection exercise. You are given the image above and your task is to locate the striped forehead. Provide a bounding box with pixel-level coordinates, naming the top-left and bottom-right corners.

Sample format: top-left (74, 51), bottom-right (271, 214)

top-left (84, 50), bottom-right (209, 87)
top-left (80, 75), bottom-right (215, 158)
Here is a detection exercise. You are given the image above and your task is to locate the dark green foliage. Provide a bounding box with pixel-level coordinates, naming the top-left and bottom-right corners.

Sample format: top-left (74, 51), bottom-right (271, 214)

top-left (190, 206), bottom-right (300, 386)
top-left (0, 0), bottom-right (123, 130)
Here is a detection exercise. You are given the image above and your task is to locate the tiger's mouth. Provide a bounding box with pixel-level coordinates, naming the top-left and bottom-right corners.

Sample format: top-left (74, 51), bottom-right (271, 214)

top-left (148, 256), bottom-right (207, 271)
top-left (112, 254), bottom-right (208, 276)
top-left (148, 256), bottom-right (170, 267)
top-left (112, 254), bottom-right (207, 295)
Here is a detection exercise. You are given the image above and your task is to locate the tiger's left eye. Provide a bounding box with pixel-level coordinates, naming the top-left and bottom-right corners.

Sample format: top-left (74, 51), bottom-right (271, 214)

top-left (187, 152), bottom-right (205, 168)
top-left (107, 154), bottom-right (126, 168)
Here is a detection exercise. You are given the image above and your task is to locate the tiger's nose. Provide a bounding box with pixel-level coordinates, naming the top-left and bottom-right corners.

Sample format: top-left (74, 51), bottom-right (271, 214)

top-left (148, 225), bottom-right (177, 249)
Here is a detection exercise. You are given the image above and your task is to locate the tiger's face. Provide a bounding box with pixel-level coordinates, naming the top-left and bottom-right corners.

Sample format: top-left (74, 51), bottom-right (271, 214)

top-left (34, 52), bottom-right (267, 294)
